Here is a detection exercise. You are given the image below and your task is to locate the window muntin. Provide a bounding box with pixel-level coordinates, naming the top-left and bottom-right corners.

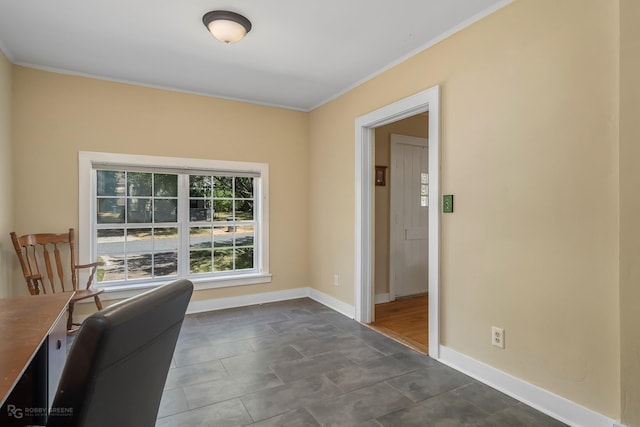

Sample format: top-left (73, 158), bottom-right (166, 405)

top-left (94, 169), bottom-right (259, 286)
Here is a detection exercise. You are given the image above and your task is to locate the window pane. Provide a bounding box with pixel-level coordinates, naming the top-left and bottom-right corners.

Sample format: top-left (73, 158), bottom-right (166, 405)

top-left (190, 175), bottom-right (212, 198)
top-left (236, 225), bottom-right (254, 246)
top-left (127, 198), bottom-right (152, 223)
top-left (155, 174), bottom-right (177, 197)
top-left (235, 177), bottom-right (253, 198)
top-left (190, 199), bottom-right (212, 222)
top-left (190, 250), bottom-right (212, 273)
top-left (214, 176), bottom-right (233, 198)
top-left (235, 200), bottom-right (254, 220)
top-left (154, 252), bottom-right (178, 277)
top-left (97, 198), bottom-right (124, 224)
top-left (127, 228), bottom-right (153, 252)
top-left (127, 253), bottom-right (152, 279)
top-left (213, 226), bottom-right (233, 248)
top-left (190, 227), bottom-right (212, 249)
top-left (213, 199), bottom-right (232, 220)
top-left (97, 254), bottom-right (125, 282)
top-left (156, 227), bottom-right (178, 251)
top-left (128, 172), bottom-right (152, 196)
top-left (154, 199), bottom-right (177, 222)
top-left (214, 249), bottom-right (233, 271)
top-left (236, 248), bottom-right (254, 270)
top-left (97, 229), bottom-right (124, 255)
top-left (97, 171), bottom-right (125, 196)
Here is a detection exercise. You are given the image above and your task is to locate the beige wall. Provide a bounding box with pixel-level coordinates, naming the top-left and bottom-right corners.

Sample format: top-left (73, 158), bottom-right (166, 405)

top-left (0, 50), bottom-right (12, 298)
top-left (620, 0), bottom-right (640, 425)
top-left (11, 67), bottom-right (309, 304)
top-left (309, 0), bottom-right (620, 418)
top-left (374, 115), bottom-right (428, 297)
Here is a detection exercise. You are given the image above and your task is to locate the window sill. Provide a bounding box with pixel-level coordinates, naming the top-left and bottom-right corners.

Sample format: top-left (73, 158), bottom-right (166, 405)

top-left (78, 273), bottom-right (272, 302)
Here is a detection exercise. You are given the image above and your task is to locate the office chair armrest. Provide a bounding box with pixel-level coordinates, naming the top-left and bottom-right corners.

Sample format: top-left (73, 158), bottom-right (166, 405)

top-left (75, 261), bottom-right (105, 290)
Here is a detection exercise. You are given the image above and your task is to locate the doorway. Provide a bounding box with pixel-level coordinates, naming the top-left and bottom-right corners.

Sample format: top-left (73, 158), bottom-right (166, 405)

top-left (354, 86), bottom-right (440, 358)
top-left (370, 123), bottom-right (429, 353)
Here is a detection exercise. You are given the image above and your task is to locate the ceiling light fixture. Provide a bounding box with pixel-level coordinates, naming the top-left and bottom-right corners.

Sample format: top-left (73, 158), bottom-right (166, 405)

top-left (202, 10), bottom-right (252, 44)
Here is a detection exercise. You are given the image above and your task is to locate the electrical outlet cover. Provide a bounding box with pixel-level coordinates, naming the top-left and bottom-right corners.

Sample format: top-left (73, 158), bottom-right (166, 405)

top-left (492, 326), bottom-right (505, 349)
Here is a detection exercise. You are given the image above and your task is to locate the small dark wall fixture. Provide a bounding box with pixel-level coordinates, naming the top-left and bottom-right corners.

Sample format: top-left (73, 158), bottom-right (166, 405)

top-left (443, 194), bottom-right (454, 213)
top-left (375, 166), bottom-right (387, 186)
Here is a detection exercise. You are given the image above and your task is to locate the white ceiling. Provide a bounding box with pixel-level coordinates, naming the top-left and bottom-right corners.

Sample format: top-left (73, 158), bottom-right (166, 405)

top-left (0, 0), bottom-right (509, 111)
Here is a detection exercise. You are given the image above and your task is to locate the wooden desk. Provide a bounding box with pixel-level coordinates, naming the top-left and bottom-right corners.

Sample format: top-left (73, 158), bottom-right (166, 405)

top-left (0, 292), bottom-right (72, 423)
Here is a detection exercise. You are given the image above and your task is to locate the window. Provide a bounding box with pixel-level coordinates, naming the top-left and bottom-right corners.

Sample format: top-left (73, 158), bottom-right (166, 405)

top-left (187, 175), bottom-right (255, 274)
top-left (79, 152), bottom-right (270, 291)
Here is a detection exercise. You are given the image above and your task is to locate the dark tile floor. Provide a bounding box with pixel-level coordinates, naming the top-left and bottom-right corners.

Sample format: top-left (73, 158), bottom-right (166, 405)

top-left (155, 298), bottom-right (567, 427)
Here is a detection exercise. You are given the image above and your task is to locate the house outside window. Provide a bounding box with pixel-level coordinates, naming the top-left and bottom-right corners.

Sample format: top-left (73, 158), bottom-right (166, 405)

top-left (79, 152), bottom-right (271, 292)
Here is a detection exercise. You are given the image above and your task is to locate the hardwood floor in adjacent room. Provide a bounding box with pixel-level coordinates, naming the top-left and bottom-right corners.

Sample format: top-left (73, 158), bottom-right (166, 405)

top-left (369, 294), bottom-right (429, 354)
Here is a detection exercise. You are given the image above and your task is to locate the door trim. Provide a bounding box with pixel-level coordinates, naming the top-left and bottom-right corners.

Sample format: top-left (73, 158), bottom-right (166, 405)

top-left (389, 134), bottom-right (429, 301)
top-left (354, 86), bottom-right (440, 358)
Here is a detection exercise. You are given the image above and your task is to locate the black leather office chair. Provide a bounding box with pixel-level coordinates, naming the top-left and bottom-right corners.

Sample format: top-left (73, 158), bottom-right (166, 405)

top-left (48, 279), bottom-right (193, 427)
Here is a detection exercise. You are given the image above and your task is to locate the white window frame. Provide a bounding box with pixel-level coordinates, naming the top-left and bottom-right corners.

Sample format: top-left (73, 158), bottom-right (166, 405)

top-left (79, 151), bottom-right (271, 296)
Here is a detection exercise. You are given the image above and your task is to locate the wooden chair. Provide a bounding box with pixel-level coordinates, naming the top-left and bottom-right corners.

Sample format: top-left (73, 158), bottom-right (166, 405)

top-left (10, 228), bottom-right (104, 332)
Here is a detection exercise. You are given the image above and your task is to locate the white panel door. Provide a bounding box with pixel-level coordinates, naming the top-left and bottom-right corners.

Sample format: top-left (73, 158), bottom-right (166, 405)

top-left (390, 134), bottom-right (428, 298)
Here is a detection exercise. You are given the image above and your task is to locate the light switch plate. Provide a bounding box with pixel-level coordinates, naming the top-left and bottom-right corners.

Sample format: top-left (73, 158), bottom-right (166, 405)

top-left (443, 195), bottom-right (454, 213)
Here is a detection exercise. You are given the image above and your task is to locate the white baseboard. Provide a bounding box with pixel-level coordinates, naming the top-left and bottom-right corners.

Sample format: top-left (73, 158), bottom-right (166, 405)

top-left (308, 288), bottom-right (356, 319)
top-left (186, 287), bottom-right (309, 314)
top-left (438, 346), bottom-right (623, 427)
top-left (74, 286), bottom-right (353, 323)
top-left (186, 286), bottom-right (356, 319)
top-left (375, 293), bottom-right (390, 304)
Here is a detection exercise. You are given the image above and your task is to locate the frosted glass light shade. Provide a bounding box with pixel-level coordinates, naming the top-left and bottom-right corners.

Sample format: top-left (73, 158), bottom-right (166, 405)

top-left (203, 11), bottom-right (252, 44)
top-left (208, 20), bottom-right (247, 44)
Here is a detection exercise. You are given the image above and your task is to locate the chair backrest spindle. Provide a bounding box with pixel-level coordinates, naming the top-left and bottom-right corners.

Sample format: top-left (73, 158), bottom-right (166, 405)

top-left (43, 244), bottom-right (55, 293)
top-left (29, 244), bottom-right (46, 294)
top-left (53, 243), bottom-right (67, 292)
top-left (69, 228), bottom-right (78, 291)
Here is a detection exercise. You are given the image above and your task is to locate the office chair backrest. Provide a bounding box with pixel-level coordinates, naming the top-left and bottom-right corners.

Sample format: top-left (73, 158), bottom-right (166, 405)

top-left (48, 279), bottom-right (193, 427)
